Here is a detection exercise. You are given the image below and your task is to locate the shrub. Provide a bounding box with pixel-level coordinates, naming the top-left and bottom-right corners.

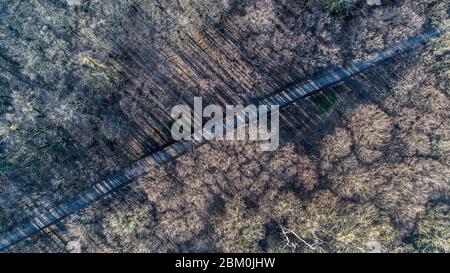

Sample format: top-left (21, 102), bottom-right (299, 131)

top-left (328, 155), bottom-right (387, 201)
top-left (319, 127), bottom-right (353, 173)
top-left (415, 203), bottom-right (450, 253)
top-left (212, 198), bottom-right (265, 252)
top-left (156, 209), bottom-right (205, 245)
top-left (102, 206), bottom-right (155, 252)
top-left (347, 104), bottom-right (393, 163)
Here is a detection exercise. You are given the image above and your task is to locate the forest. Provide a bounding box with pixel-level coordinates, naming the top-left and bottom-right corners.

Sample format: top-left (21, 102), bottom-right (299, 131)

top-left (0, 0), bottom-right (449, 253)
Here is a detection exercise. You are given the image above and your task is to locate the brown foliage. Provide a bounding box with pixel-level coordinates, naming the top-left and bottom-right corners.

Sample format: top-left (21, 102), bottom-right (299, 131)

top-left (347, 104), bottom-right (393, 163)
